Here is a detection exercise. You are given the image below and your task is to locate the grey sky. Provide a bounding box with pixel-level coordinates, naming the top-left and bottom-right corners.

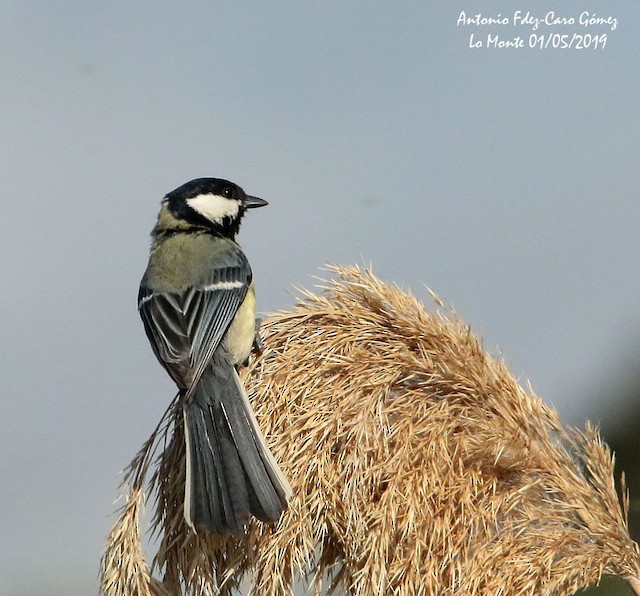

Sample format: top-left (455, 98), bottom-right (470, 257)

top-left (1, 2), bottom-right (638, 593)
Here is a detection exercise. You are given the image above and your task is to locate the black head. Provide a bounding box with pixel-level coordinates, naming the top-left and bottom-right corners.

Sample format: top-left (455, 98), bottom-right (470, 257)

top-left (163, 178), bottom-right (268, 237)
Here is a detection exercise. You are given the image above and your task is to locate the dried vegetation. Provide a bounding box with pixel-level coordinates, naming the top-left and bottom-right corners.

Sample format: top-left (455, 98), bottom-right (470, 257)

top-left (101, 265), bottom-right (640, 595)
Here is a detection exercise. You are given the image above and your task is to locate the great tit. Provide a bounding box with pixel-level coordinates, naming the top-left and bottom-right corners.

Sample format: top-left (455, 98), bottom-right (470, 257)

top-left (138, 177), bottom-right (291, 534)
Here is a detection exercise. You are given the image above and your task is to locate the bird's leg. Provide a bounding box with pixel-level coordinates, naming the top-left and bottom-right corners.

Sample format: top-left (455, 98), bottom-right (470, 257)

top-left (238, 318), bottom-right (264, 369)
top-left (252, 317), bottom-right (264, 357)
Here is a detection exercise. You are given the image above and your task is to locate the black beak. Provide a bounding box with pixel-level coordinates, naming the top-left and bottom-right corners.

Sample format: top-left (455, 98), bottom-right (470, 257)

top-left (244, 195), bottom-right (269, 209)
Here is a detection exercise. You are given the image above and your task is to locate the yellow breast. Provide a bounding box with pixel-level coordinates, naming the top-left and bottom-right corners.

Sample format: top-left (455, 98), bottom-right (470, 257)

top-left (223, 284), bottom-right (256, 365)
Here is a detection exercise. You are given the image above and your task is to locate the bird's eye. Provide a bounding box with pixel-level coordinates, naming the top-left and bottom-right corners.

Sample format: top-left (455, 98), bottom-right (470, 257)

top-left (223, 187), bottom-right (234, 199)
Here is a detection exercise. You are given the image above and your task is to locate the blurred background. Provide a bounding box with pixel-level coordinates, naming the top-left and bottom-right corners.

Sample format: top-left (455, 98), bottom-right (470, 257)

top-left (1, 1), bottom-right (638, 594)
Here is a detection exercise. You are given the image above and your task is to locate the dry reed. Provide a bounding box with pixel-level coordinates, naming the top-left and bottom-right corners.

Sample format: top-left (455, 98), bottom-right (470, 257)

top-left (101, 264), bottom-right (640, 595)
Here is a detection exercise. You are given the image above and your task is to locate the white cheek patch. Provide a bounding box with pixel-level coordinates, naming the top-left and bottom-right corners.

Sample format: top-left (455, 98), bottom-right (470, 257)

top-left (187, 193), bottom-right (239, 223)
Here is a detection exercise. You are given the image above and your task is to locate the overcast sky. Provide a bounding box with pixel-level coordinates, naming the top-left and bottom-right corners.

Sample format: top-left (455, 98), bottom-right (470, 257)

top-left (1, 2), bottom-right (638, 594)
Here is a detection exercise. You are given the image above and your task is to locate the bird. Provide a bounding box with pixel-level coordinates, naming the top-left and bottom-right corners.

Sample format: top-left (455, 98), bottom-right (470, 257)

top-left (137, 177), bottom-right (291, 534)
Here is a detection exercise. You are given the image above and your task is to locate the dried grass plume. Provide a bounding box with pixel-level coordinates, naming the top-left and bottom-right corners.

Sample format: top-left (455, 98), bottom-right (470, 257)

top-left (101, 264), bottom-right (640, 595)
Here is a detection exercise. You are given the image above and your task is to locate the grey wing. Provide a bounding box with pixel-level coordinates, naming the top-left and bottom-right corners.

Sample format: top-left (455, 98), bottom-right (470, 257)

top-left (138, 262), bottom-right (251, 391)
top-left (185, 273), bottom-right (249, 394)
top-left (138, 289), bottom-right (192, 386)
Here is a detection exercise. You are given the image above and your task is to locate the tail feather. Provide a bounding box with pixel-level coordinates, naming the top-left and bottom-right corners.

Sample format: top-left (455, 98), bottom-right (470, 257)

top-left (183, 352), bottom-right (290, 534)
